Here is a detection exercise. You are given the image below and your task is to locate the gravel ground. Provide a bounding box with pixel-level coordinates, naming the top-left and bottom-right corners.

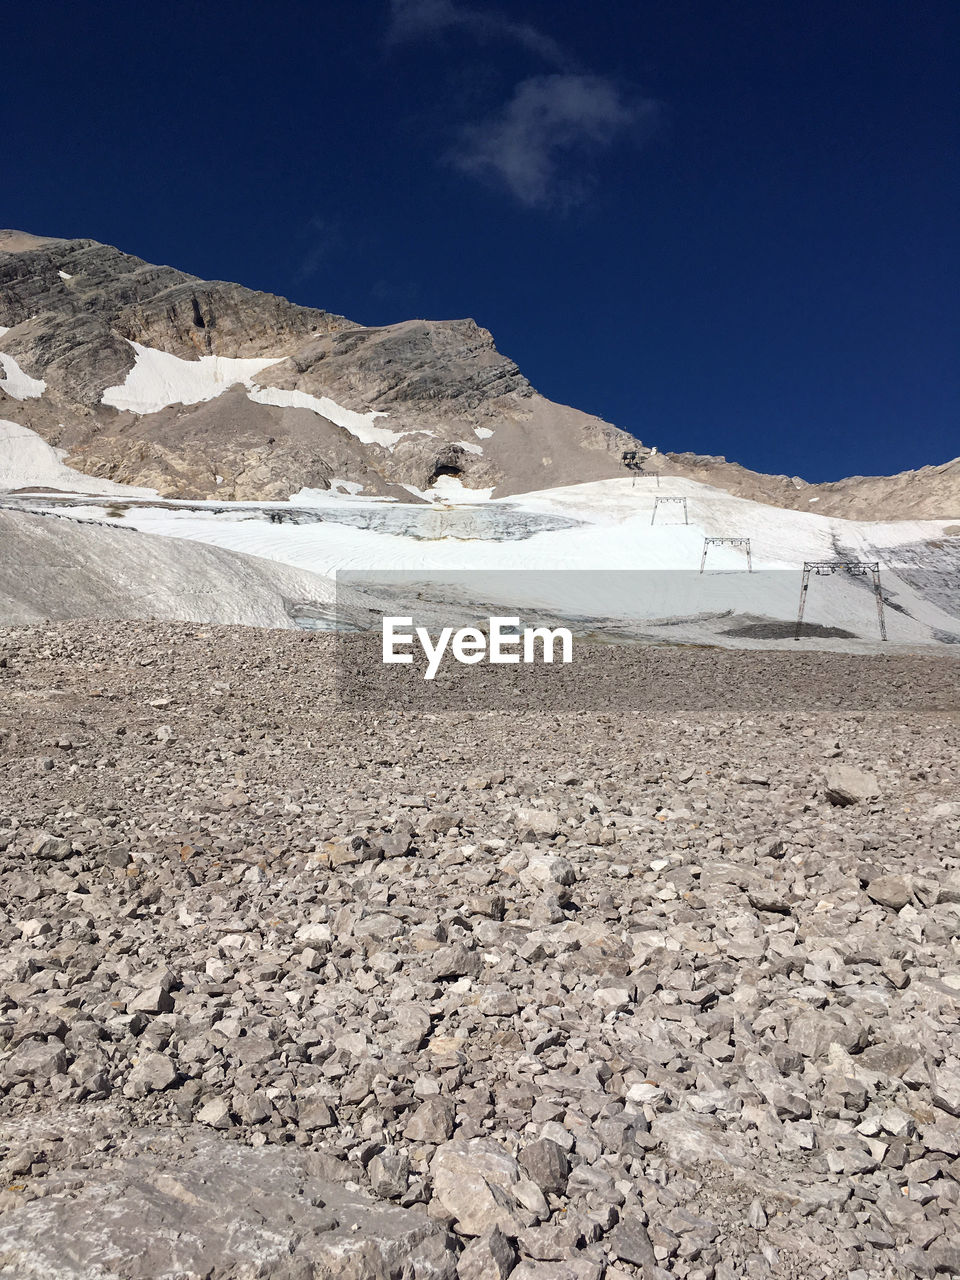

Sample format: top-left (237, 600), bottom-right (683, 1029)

top-left (1, 622), bottom-right (959, 1280)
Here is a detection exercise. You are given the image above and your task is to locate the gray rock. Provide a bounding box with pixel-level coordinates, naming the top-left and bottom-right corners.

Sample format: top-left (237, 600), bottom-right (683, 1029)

top-left (405, 1097), bottom-right (457, 1143)
top-left (518, 1138), bottom-right (570, 1195)
top-left (196, 1098), bottom-right (233, 1129)
top-left (3, 1039), bottom-right (68, 1085)
top-left (123, 1051), bottom-right (178, 1098)
top-left (593, 985), bottom-right (634, 1013)
top-left (607, 1216), bottom-right (658, 1269)
top-left (788, 1010), bottom-right (868, 1058)
top-left (519, 853), bottom-right (576, 887)
top-left (432, 1140), bottom-right (525, 1238)
top-left (369, 1147), bottom-right (410, 1200)
top-left (457, 1227), bottom-right (517, 1280)
top-left (297, 1099), bottom-right (336, 1131)
top-left (865, 874), bottom-right (914, 910)
top-left (824, 764), bottom-right (881, 805)
top-left (518, 1222), bottom-right (581, 1260)
top-left (513, 809), bottom-right (561, 839)
top-left (0, 1129), bottom-right (455, 1279)
top-left (127, 984), bottom-right (175, 1015)
top-left (932, 1067), bottom-right (960, 1118)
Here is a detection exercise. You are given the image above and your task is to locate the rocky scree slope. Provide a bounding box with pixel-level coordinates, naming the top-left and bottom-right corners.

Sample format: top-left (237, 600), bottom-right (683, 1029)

top-left (0, 623), bottom-right (959, 1278)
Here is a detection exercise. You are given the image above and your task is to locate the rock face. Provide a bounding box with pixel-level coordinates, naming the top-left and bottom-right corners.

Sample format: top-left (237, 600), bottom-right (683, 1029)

top-left (3, 228), bottom-right (956, 513)
top-left (0, 1125), bottom-right (456, 1279)
top-left (642, 449), bottom-right (960, 522)
top-left (0, 230), bottom-right (636, 501)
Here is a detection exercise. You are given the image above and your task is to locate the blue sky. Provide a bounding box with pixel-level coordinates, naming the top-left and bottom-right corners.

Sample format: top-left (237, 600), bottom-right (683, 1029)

top-left (4, 0), bottom-right (958, 480)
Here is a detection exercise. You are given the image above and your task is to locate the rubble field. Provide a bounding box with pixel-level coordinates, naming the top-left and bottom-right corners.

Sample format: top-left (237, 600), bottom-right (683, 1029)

top-left (0, 622), bottom-right (959, 1280)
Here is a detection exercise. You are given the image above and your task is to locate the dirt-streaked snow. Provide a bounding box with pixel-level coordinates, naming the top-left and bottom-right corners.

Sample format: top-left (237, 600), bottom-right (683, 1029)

top-left (0, 508), bottom-right (337, 628)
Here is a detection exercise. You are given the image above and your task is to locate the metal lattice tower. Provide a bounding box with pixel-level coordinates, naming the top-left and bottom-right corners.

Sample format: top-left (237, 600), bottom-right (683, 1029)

top-left (651, 496), bottom-right (688, 526)
top-left (621, 449), bottom-right (643, 489)
top-left (622, 449), bottom-right (660, 488)
top-left (700, 536), bottom-right (752, 573)
top-left (795, 560), bottom-right (887, 642)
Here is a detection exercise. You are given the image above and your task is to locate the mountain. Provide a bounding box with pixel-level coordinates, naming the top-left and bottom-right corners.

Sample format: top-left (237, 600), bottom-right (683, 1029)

top-left (0, 230), bottom-right (634, 502)
top-left (642, 450), bottom-right (960, 523)
top-left (2, 229), bottom-right (957, 516)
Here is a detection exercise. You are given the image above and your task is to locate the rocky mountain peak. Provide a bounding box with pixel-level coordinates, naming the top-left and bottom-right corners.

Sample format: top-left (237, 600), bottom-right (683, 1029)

top-left (1, 232), bottom-right (957, 516)
top-left (0, 233), bottom-right (634, 500)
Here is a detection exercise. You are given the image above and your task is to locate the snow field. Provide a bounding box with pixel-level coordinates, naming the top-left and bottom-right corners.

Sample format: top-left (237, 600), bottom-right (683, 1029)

top-left (0, 421), bottom-right (157, 497)
top-left (245, 385), bottom-right (403, 449)
top-left (100, 343), bottom-right (284, 414)
top-left (101, 342), bottom-right (423, 452)
top-left (98, 476), bottom-right (958, 646)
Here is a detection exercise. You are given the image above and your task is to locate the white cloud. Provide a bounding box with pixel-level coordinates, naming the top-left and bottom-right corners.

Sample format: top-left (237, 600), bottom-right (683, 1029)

top-left (388, 0), bottom-right (569, 67)
top-left (449, 73), bottom-right (655, 208)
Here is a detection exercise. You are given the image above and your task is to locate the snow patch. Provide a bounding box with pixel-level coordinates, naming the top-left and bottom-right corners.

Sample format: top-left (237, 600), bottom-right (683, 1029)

top-left (329, 478), bottom-right (364, 495)
top-left (401, 483), bottom-right (432, 503)
top-left (456, 439), bottom-right (484, 456)
top-left (474, 427), bottom-right (493, 440)
top-left (0, 327), bottom-right (9, 338)
top-left (245, 384), bottom-right (404, 449)
top-left (288, 486), bottom-right (396, 505)
top-left (99, 342), bottom-right (417, 452)
top-left (401, 477), bottom-right (494, 504)
top-left (428, 475), bottom-right (494, 503)
top-left (0, 420), bottom-right (156, 496)
top-left (0, 350), bottom-right (46, 400)
top-left (101, 342), bottom-right (284, 414)
top-left (58, 269), bottom-right (73, 280)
